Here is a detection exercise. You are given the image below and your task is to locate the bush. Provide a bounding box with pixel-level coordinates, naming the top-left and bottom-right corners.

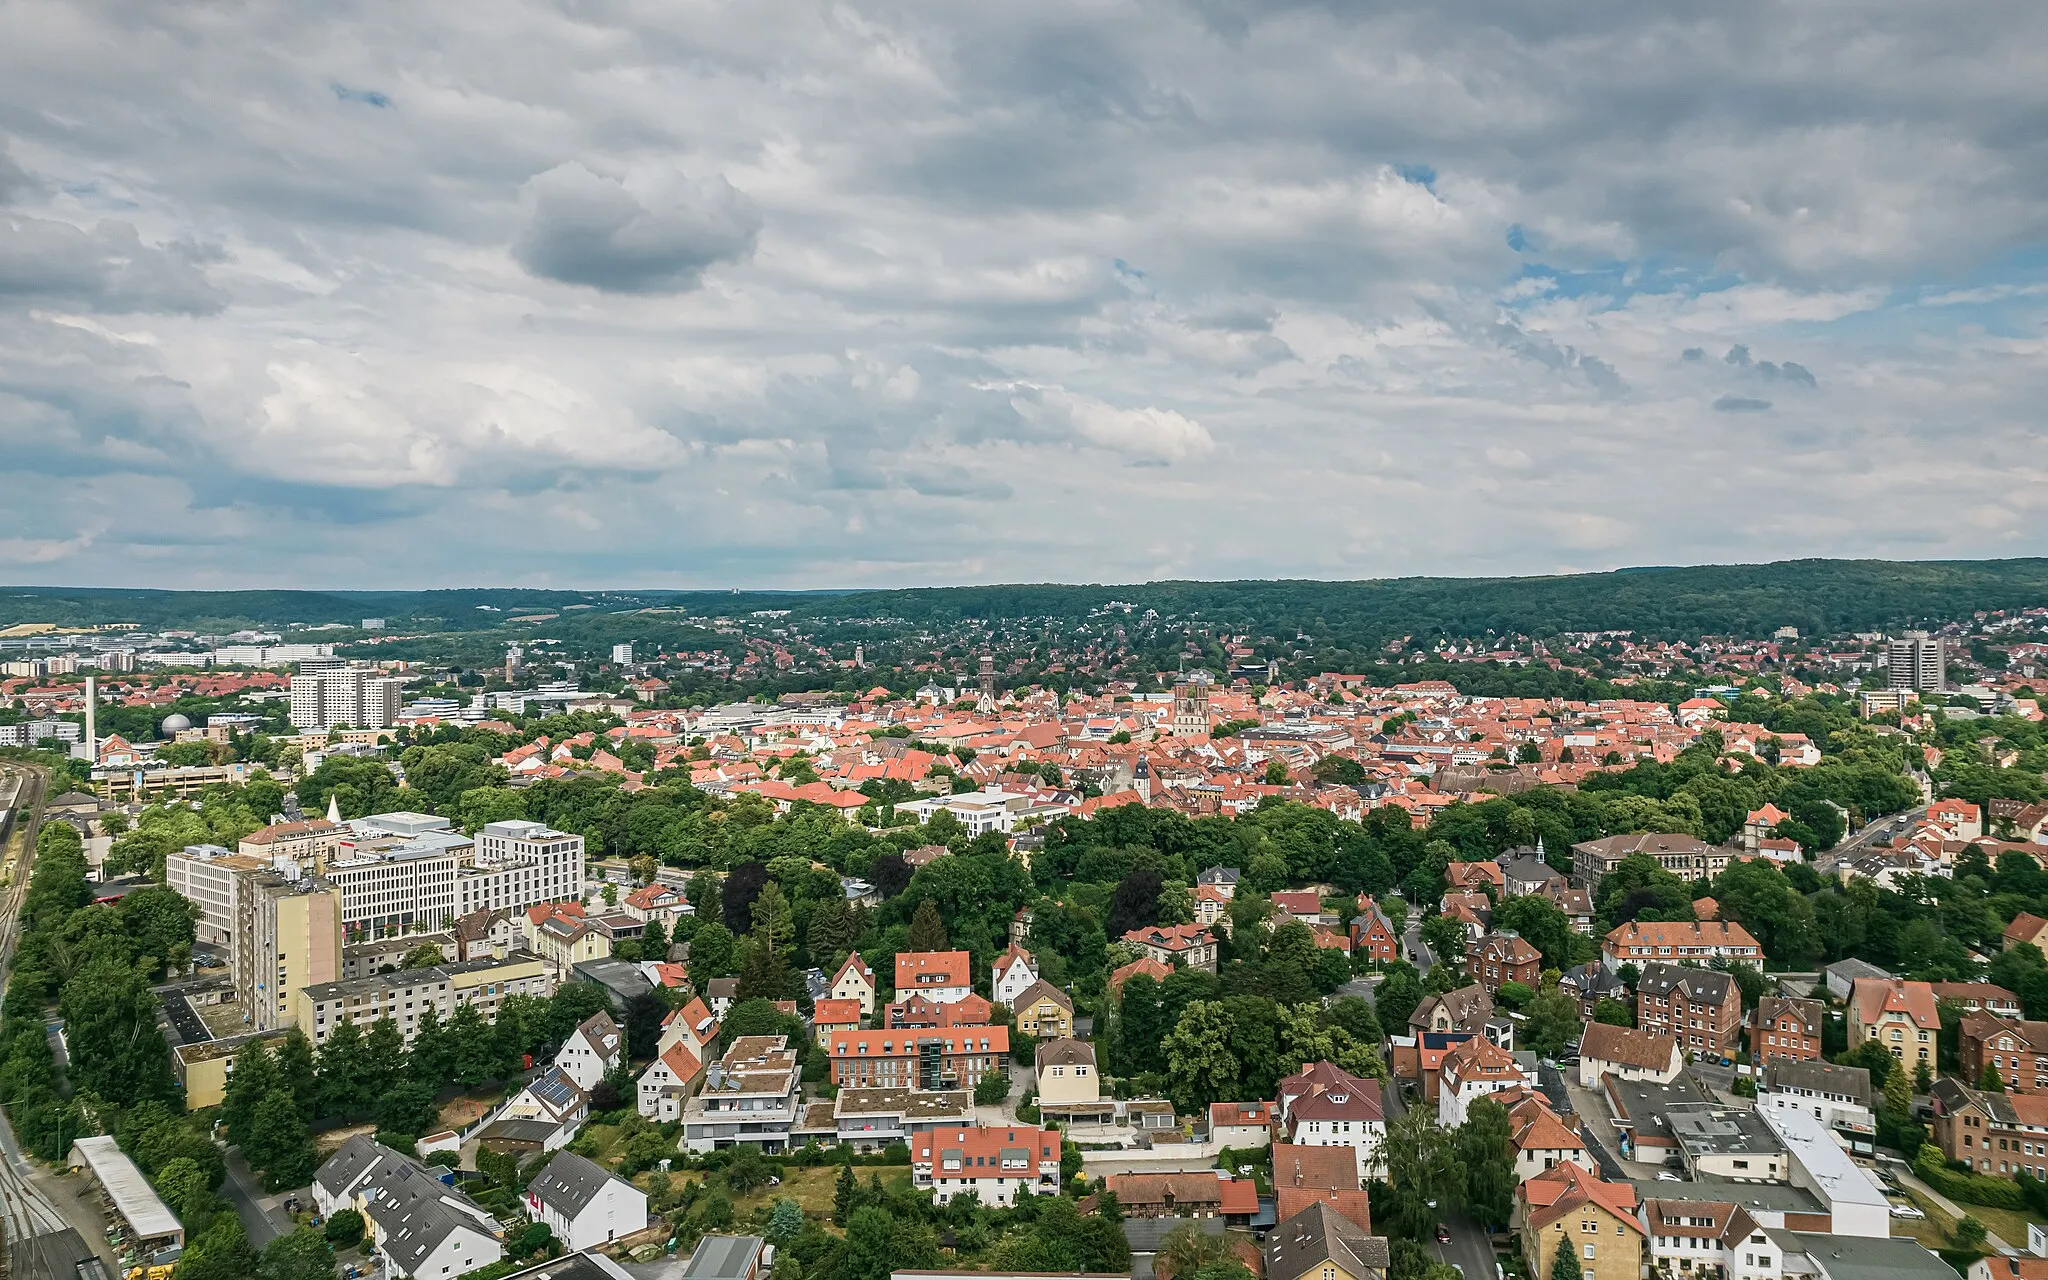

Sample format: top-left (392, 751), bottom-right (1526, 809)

top-left (323, 1209), bottom-right (364, 1247)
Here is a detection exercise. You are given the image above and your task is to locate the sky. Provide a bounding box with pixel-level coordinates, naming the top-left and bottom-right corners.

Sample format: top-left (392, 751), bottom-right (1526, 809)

top-left (2, 0), bottom-right (2046, 590)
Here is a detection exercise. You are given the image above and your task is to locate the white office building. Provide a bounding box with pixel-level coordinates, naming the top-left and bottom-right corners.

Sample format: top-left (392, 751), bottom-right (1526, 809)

top-left (612, 643), bottom-right (634, 666)
top-left (458, 820), bottom-right (587, 916)
top-left (1887, 631), bottom-right (1945, 693)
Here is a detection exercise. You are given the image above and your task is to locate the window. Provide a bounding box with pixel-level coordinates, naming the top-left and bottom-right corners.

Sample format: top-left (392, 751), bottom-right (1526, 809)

top-left (1583, 1245), bottom-right (1596, 1260)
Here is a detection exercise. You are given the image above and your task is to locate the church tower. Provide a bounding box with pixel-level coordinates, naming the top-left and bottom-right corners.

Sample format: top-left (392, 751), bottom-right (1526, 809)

top-left (976, 652), bottom-right (997, 714)
top-left (1171, 671), bottom-right (1211, 740)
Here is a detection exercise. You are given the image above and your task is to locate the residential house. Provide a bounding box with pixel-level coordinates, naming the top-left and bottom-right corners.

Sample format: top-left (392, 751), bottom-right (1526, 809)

top-left (1559, 964), bottom-right (1627, 1018)
top-left (1636, 964), bottom-right (1742, 1058)
top-left (497, 1067), bottom-right (590, 1151)
top-left (1408, 985), bottom-right (1494, 1037)
top-left (1577, 1023), bottom-right (1683, 1088)
top-left (636, 1040), bottom-right (706, 1121)
top-left (1265, 1201), bottom-right (1388, 1280)
top-left (832, 952), bottom-right (877, 1015)
top-left (1446, 861), bottom-right (1506, 894)
top-left (1930, 1077), bottom-right (2048, 1179)
top-left (1504, 1091), bottom-right (1588, 1179)
top-left (827, 1026), bottom-right (1010, 1091)
top-left (1501, 853), bottom-right (1567, 898)
top-left (911, 1125), bottom-right (1060, 1206)
top-left (831, 1087), bottom-right (976, 1151)
top-left (811, 998), bottom-right (863, 1048)
top-left (1847, 977), bottom-right (1940, 1067)
top-left (1602, 921), bottom-right (1762, 970)
top-left (1122, 924), bottom-right (1220, 973)
top-left (1208, 1101), bottom-right (1276, 1150)
top-left (1959, 1013), bottom-right (2048, 1094)
top-left (1270, 1144), bottom-right (1374, 1230)
top-left (659, 997), bottom-right (720, 1059)
top-left (1011, 980), bottom-right (1074, 1039)
top-left (557, 1012), bottom-right (623, 1092)
top-left (1471, 932), bottom-right (1543, 995)
top-left (1197, 866), bottom-right (1241, 897)
top-left (681, 1036), bottom-right (803, 1153)
top-left (525, 1150), bottom-right (648, 1251)
top-left (1193, 883), bottom-right (1233, 933)
top-left (703, 977), bottom-right (739, 1017)
top-left (1109, 1173), bottom-right (1261, 1221)
top-left (1752, 997), bottom-right (1824, 1064)
top-left (1439, 1036), bottom-right (1536, 1127)
top-left (887, 991), bottom-right (994, 1029)
top-left (1278, 1061), bottom-right (1386, 1180)
top-left (1823, 958), bottom-right (1892, 1002)
top-left (991, 945), bottom-right (1039, 1006)
top-left (2005, 913), bottom-right (2048, 953)
top-left (1034, 1039), bottom-right (1101, 1116)
top-left (1109, 955), bottom-right (1173, 995)
top-left (1515, 1161), bottom-right (1644, 1280)
top-left (894, 950), bottom-right (974, 1003)
top-left (1349, 898), bottom-right (1400, 965)
top-left (315, 1136), bottom-right (505, 1280)
top-left (1271, 890), bottom-right (1330, 926)
top-left (682, 1235), bottom-right (767, 1280)
top-left (1932, 982), bottom-right (2025, 1018)
top-left (622, 882), bottom-right (690, 928)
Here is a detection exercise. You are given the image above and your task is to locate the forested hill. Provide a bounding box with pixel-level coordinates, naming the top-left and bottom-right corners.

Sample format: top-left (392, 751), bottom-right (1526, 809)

top-left (4, 557), bottom-right (2046, 640)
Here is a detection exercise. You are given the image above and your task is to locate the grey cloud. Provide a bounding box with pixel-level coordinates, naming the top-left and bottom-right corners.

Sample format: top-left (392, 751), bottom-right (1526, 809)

top-left (1724, 345), bottom-right (1751, 367)
top-left (0, 216), bottom-right (223, 313)
top-left (0, 147), bottom-right (28, 204)
top-left (514, 163), bottom-right (760, 293)
top-left (1682, 347), bottom-right (1704, 361)
top-left (1714, 395), bottom-right (1772, 413)
top-left (1490, 320), bottom-right (1627, 395)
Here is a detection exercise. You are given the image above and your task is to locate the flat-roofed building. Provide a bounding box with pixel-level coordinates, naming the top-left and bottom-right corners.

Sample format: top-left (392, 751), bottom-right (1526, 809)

top-left (166, 844), bottom-right (267, 946)
top-left (296, 951), bottom-right (552, 1046)
top-left (234, 870), bottom-right (343, 1031)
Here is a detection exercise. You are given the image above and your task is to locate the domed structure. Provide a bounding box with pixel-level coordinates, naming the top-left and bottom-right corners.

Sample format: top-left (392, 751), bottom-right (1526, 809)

top-left (160, 713), bottom-right (193, 735)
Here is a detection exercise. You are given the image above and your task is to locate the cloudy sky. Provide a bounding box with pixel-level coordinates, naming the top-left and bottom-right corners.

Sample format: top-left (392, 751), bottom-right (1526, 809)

top-left (3, 0), bottom-right (2046, 590)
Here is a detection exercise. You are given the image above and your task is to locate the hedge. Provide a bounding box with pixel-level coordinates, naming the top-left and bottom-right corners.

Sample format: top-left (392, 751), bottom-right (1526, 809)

top-left (1913, 1148), bottom-right (2027, 1210)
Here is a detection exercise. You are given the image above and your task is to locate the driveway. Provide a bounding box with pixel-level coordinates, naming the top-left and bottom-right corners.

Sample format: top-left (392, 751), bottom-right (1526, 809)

top-left (1896, 1167), bottom-right (2021, 1255)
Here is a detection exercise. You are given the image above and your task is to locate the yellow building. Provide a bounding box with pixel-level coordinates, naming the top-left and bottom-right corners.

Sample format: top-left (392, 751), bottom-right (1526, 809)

top-left (1518, 1163), bottom-right (1644, 1280)
top-left (173, 1031), bottom-right (289, 1109)
top-left (235, 871), bottom-right (343, 1031)
top-left (1034, 1039), bottom-right (1100, 1107)
top-left (1264, 1202), bottom-right (1388, 1280)
top-left (1013, 980), bottom-right (1075, 1039)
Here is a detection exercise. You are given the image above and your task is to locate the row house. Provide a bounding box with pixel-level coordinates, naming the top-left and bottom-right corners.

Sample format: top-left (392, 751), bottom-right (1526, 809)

top-left (1931, 1077), bottom-right (2048, 1180)
top-left (827, 1026), bottom-right (1010, 1091)
top-left (1752, 996), bottom-right (1824, 1064)
top-left (912, 1125), bottom-right (1060, 1206)
top-left (1602, 920), bottom-right (1762, 971)
top-left (1636, 964), bottom-right (1742, 1057)
top-left (1959, 1013), bottom-right (2048, 1094)
top-left (888, 991), bottom-right (994, 1029)
top-left (1932, 982), bottom-right (2025, 1019)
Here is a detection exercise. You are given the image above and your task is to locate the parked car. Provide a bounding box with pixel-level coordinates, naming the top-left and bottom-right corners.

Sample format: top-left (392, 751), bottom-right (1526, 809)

top-left (1436, 1224), bottom-right (1452, 1244)
top-left (1889, 1201), bottom-right (1925, 1220)
top-left (1658, 1172), bottom-right (1682, 1182)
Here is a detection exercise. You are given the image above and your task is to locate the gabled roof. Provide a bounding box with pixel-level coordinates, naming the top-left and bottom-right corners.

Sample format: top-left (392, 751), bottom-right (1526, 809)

top-left (1013, 978), bottom-right (1073, 1012)
top-left (526, 1150), bottom-right (632, 1218)
top-left (1265, 1201), bottom-right (1390, 1280)
top-left (1270, 1142), bottom-right (1358, 1191)
top-left (1519, 1161), bottom-right (1642, 1235)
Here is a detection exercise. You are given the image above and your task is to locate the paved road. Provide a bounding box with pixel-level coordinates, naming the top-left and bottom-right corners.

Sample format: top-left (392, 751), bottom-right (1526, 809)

top-left (1404, 922), bottom-right (1436, 976)
top-left (1430, 1207), bottom-right (1499, 1280)
top-left (220, 1148), bottom-right (297, 1248)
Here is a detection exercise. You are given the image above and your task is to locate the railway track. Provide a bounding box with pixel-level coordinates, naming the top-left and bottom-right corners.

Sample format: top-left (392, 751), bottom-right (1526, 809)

top-left (0, 764), bottom-right (76, 1266)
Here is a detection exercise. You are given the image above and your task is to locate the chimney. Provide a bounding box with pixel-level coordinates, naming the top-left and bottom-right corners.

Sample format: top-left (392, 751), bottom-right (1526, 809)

top-left (82, 674), bottom-right (96, 763)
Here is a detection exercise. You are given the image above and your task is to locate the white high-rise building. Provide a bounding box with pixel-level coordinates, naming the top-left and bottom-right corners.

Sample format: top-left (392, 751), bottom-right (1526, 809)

top-left (458, 820), bottom-right (586, 916)
top-left (289, 663), bottom-right (405, 730)
top-left (612, 643), bottom-right (634, 666)
top-left (1887, 631), bottom-right (1945, 693)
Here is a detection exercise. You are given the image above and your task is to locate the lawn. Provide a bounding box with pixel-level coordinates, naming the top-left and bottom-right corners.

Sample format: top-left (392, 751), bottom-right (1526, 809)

top-left (1897, 1184), bottom-right (2047, 1252)
top-left (643, 1163), bottom-right (915, 1222)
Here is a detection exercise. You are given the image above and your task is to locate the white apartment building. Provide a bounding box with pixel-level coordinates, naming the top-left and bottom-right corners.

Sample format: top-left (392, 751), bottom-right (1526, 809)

top-left (458, 820), bottom-right (586, 916)
top-left (167, 844), bottom-right (271, 946)
top-left (289, 663), bottom-right (405, 730)
top-left (322, 841), bottom-right (462, 938)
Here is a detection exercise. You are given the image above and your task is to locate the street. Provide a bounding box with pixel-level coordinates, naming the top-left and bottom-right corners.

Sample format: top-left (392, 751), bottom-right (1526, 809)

top-left (1430, 1207), bottom-right (1499, 1280)
top-left (220, 1147), bottom-right (296, 1248)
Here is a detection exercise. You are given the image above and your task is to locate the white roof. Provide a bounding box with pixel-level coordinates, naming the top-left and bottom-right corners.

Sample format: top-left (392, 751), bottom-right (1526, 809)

top-left (71, 1135), bottom-right (182, 1240)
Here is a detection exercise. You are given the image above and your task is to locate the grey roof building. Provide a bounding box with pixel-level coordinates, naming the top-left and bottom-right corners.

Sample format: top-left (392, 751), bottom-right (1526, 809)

top-left (1265, 1202), bottom-right (1388, 1280)
top-left (526, 1150), bottom-right (623, 1220)
top-left (684, 1234), bottom-right (768, 1280)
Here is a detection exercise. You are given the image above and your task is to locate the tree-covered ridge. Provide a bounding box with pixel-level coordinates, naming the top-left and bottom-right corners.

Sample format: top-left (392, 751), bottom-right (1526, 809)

top-left (7, 555), bottom-right (2047, 640)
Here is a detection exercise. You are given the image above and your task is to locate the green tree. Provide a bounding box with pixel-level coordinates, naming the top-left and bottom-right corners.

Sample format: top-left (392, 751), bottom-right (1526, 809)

top-left (767, 1197), bottom-right (804, 1244)
top-left (832, 1160), bottom-right (857, 1226)
top-left (323, 1209), bottom-right (364, 1247)
top-left (1458, 1097), bottom-right (1517, 1229)
top-left (1162, 1001), bottom-right (1243, 1109)
top-left (1980, 1063), bottom-right (2007, 1093)
top-left (1953, 1216), bottom-right (1988, 1251)
top-left (689, 922), bottom-right (737, 978)
top-left (1551, 1243), bottom-right (1583, 1280)
top-left (245, 1088), bottom-right (319, 1190)
top-left (1884, 1062), bottom-right (1911, 1116)
top-left (177, 1217), bottom-right (260, 1280)
top-left (908, 898), bottom-right (949, 952)
top-left (1523, 975), bottom-right (1582, 1057)
top-left (843, 1207), bottom-right (938, 1280)
top-left (1592, 998), bottom-right (1634, 1028)
top-left (258, 1228), bottom-right (338, 1280)
top-left (401, 943), bottom-right (447, 969)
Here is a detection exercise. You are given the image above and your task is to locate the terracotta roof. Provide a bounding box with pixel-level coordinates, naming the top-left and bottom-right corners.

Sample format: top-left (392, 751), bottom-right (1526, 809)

top-left (1270, 1143), bottom-right (1358, 1191)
